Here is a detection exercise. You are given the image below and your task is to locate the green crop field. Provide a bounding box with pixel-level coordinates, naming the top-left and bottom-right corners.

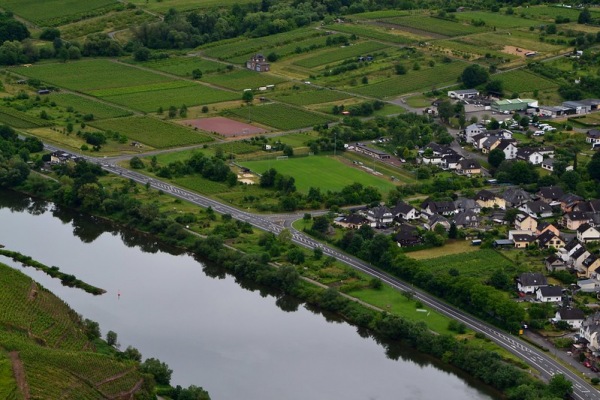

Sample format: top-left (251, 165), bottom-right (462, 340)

top-left (202, 29), bottom-right (319, 60)
top-left (293, 41), bottom-right (390, 69)
top-left (516, 5), bottom-right (600, 21)
top-left (240, 155), bottom-right (396, 193)
top-left (128, 0), bottom-right (257, 12)
top-left (224, 103), bottom-right (334, 130)
top-left (15, 60), bottom-right (170, 92)
top-left (48, 93), bottom-right (131, 119)
top-left (137, 57), bottom-right (225, 77)
top-left (91, 116), bottom-right (213, 148)
top-left (59, 9), bottom-right (156, 40)
top-left (351, 61), bottom-right (467, 98)
top-left (100, 83), bottom-right (239, 112)
top-left (202, 69), bottom-right (286, 91)
top-left (0, 0), bottom-right (117, 25)
top-left (495, 69), bottom-right (559, 92)
top-left (386, 16), bottom-right (485, 37)
top-left (350, 10), bottom-right (413, 19)
top-left (0, 106), bottom-right (52, 128)
top-left (271, 89), bottom-right (351, 105)
top-left (453, 11), bottom-right (536, 28)
top-left (436, 39), bottom-right (512, 60)
top-left (465, 30), bottom-right (564, 53)
top-left (323, 23), bottom-right (419, 44)
top-left (0, 262), bottom-right (151, 399)
top-left (419, 249), bottom-right (523, 281)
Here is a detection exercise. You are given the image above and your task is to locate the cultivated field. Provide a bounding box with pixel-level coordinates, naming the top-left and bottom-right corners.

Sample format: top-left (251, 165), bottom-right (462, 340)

top-left (98, 83), bottom-right (239, 112)
top-left (293, 41), bottom-right (390, 69)
top-left (202, 69), bottom-right (286, 91)
top-left (0, 106), bottom-right (52, 128)
top-left (270, 89), bottom-right (352, 105)
top-left (240, 155), bottom-right (397, 193)
top-left (91, 116), bottom-right (213, 148)
top-left (59, 9), bottom-right (156, 40)
top-left (419, 249), bottom-right (522, 281)
top-left (323, 23), bottom-right (419, 44)
top-left (137, 57), bottom-right (225, 77)
top-left (0, 0), bottom-right (117, 25)
top-left (350, 61), bottom-right (467, 98)
top-left (452, 11), bottom-right (538, 29)
top-left (128, 0), bottom-right (257, 12)
top-left (15, 60), bottom-right (170, 92)
top-left (495, 69), bottom-right (560, 93)
top-left (48, 93), bottom-right (131, 120)
top-left (385, 16), bottom-right (485, 37)
top-left (224, 103), bottom-right (334, 130)
top-left (181, 117), bottom-right (266, 137)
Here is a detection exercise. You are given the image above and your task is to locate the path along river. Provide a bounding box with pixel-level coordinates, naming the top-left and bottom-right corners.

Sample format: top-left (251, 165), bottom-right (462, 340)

top-left (0, 190), bottom-right (499, 400)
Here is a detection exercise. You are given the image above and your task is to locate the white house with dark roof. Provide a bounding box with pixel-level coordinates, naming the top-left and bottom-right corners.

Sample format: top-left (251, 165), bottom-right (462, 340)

top-left (587, 129), bottom-right (600, 147)
top-left (555, 307), bottom-right (585, 329)
top-left (516, 148), bottom-right (543, 165)
top-left (367, 206), bottom-right (393, 228)
top-left (578, 223), bottom-right (600, 243)
top-left (465, 123), bottom-right (486, 144)
top-left (503, 188), bottom-right (532, 207)
top-left (391, 201), bottom-right (419, 221)
top-left (536, 286), bottom-right (563, 303)
top-left (519, 200), bottom-right (553, 218)
top-left (537, 186), bottom-right (565, 204)
top-left (517, 272), bottom-right (547, 293)
top-left (495, 140), bottom-right (518, 160)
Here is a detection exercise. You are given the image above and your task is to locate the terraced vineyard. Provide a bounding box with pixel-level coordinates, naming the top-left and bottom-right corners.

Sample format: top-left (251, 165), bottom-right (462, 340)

top-left (0, 262), bottom-right (153, 399)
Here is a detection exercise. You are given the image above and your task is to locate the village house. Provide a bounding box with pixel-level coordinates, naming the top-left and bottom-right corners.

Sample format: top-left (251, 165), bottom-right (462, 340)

top-left (575, 199), bottom-right (600, 214)
top-left (537, 186), bottom-right (565, 204)
top-left (441, 153), bottom-right (463, 170)
top-left (391, 201), bottom-right (420, 221)
top-left (536, 286), bottom-right (563, 303)
top-left (421, 201), bottom-right (457, 216)
top-left (452, 210), bottom-right (479, 229)
top-left (424, 213), bottom-right (451, 231)
top-left (545, 254), bottom-right (568, 272)
top-left (580, 313), bottom-right (600, 352)
top-left (367, 206), bottom-right (393, 228)
top-left (336, 214), bottom-right (368, 229)
top-left (454, 197), bottom-right (481, 214)
top-left (476, 189), bottom-right (506, 209)
top-left (481, 136), bottom-right (502, 154)
top-left (555, 307), bottom-right (585, 329)
top-left (562, 211), bottom-right (592, 231)
top-left (515, 214), bottom-right (537, 231)
top-left (502, 188), bottom-right (532, 207)
top-left (516, 148), bottom-right (544, 165)
top-left (395, 224), bottom-right (422, 247)
top-left (519, 200), bottom-right (553, 219)
top-left (559, 239), bottom-right (583, 263)
top-left (517, 272), bottom-right (547, 293)
top-left (513, 233), bottom-right (535, 248)
top-left (455, 159), bottom-right (481, 176)
top-left (559, 193), bottom-right (583, 213)
top-left (536, 221), bottom-right (560, 236)
top-left (541, 158), bottom-right (555, 172)
top-left (587, 129), bottom-right (600, 147)
top-left (246, 54), bottom-right (270, 72)
top-left (573, 247), bottom-right (591, 271)
top-left (495, 140), bottom-right (518, 160)
top-left (536, 230), bottom-right (565, 249)
top-left (581, 254), bottom-right (600, 278)
top-left (578, 223), bottom-right (600, 243)
top-left (464, 123), bottom-right (486, 144)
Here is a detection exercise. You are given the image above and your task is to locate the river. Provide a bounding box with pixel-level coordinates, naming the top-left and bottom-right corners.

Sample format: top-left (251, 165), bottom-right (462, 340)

top-left (0, 190), bottom-right (499, 400)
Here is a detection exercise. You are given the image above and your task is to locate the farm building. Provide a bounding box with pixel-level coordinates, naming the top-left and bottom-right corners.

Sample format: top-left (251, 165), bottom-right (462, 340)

top-left (246, 54), bottom-right (270, 72)
top-left (448, 89), bottom-right (479, 99)
top-left (492, 98), bottom-right (538, 113)
top-left (586, 129), bottom-right (600, 146)
top-left (536, 105), bottom-right (572, 118)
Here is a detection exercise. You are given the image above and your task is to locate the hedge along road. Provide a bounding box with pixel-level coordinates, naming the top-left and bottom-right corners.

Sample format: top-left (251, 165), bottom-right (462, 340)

top-left (43, 142), bottom-right (600, 400)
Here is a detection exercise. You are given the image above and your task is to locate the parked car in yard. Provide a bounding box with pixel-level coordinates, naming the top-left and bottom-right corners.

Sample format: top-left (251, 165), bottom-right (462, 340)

top-left (584, 360), bottom-right (592, 368)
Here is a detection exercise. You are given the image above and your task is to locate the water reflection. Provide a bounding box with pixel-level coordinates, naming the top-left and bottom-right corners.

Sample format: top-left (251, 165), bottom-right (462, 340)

top-left (0, 189), bottom-right (500, 400)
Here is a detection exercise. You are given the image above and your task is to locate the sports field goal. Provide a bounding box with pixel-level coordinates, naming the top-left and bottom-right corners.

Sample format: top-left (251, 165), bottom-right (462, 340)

top-left (276, 156), bottom-right (288, 160)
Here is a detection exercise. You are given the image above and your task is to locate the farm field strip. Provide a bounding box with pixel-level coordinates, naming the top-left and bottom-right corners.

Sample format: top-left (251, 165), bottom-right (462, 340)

top-left (270, 89), bottom-right (352, 105)
top-left (495, 69), bottom-right (560, 92)
top-left (419, 249), bottom-right (522, 280)
top-left (14, 60), bottom-right (171, 92)
top-left (0, 0), bottom-right (117, 25)
top-left (100, 84), bottom-right (239, 112)
top-left (351, 61), bottom-right (467, 98)
top-left (224, 103), bottom-right (334, 130)
top-left (128, 0), bottom-right (257, 12)
top-left (322, 23), bottom-right (419, 44)
top-left (239, 155), bottom-right (397, 193)
top-left (202, 69), bottom-right (286, 91)
top-left (47, 93), bottom-right (132, 119)
top-left (435, 39), bottom-right (514, 60)
top-left (452, 11), bottom-right (538, 28)
top-left (465, 31), bottom-right (564, 53)
top-left (59, 9), bottom-right (156, 40)
top-left (90, 116), bottom-right (213, 148)
top-left (293, 41), bottom-right (390, 68)
top-left (384, 16), bottom-right (485, 37)
top-left (132, 57), bottom-right (225, 77)
top-left (0, 106), bottom-right (52, 128)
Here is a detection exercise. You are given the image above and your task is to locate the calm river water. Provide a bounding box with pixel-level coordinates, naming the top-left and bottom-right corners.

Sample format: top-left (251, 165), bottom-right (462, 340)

top-left (0, 190), bottom-right (499, 400)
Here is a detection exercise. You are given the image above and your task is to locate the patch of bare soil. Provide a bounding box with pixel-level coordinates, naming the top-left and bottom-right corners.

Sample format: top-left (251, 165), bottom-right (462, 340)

top-left (8, 351), bottom-right (30, 400)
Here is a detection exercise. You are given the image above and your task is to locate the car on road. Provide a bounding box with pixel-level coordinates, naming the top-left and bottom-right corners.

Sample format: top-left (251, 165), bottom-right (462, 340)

top-left (584, 360), bottom-right (592, 368)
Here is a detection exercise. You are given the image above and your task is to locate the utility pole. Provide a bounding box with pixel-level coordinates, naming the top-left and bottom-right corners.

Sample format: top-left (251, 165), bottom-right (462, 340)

top-left (334, 132), bottom-right (337, 157)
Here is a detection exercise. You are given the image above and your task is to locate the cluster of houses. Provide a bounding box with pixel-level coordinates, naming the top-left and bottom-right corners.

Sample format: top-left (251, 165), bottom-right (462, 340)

top-left (418, 142), bottom-right (482, 176)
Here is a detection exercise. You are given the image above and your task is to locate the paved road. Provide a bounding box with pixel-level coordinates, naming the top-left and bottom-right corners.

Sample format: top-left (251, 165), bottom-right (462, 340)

top-left (44, 143), bottom-right (600, 399)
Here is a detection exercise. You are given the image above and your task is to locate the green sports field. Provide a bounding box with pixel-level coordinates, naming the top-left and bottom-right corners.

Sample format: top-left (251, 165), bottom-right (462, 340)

top-left (240, 155), bottom-right (396, 193)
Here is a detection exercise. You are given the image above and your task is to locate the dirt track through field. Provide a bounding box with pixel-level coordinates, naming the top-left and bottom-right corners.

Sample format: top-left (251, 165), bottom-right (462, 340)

top-left (9, 351), bottom-right (30, 400)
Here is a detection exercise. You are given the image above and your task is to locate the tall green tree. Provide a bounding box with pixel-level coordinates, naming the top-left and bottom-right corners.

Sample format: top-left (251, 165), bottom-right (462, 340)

top-left (460, 64), bottom-right (489, 88)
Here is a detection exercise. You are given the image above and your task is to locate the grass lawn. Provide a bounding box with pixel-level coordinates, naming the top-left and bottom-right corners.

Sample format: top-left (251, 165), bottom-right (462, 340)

top-left (406, 240), bottom-right (480, 260)
top-left (405, 94), bottom-right (433, 108)
top-left (240, 155), bottom-right (397, 193)
top-left (347, 285), bottom-right (453, 334)
top-left (90, 116), bottom-right (214, 148)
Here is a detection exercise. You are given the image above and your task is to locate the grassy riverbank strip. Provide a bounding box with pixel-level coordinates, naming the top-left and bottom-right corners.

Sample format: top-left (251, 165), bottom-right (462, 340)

top-left (0, 249), bottom-right (106, 295)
